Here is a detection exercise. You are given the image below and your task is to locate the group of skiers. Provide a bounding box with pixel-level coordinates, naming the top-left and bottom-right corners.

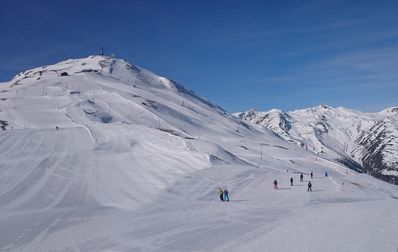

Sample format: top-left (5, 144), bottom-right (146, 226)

top-left (218, 170), bottom-right (330, 201)
top-left (275, 171), bottom-right (314, 192)
top-left (218, 187), bottom-right (230, 202)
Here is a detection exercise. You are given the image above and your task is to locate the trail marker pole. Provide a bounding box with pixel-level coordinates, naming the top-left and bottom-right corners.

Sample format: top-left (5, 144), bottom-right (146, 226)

top-left (261, 143), bottom-right (265, 160)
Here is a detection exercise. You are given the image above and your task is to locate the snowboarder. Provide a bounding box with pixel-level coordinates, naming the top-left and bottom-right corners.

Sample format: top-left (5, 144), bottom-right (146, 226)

top-left (223, 188), bottom-right (230, 201)
top-left (273, 180), bottom-right (278, 189)
top-left (307, 181), bottom-right (312, 191)
top-left (310, 171), bottom-right (313, 179)
top-left (300, 173), bottom-right (304, 182)
top-left (290, 177), bottom-right (293, 186)
top-left (218, 187), bottom-right (224, 201)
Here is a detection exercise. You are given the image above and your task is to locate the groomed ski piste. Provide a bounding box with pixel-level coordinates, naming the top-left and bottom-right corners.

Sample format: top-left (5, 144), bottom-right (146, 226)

top-left (0, 56), bottom-right (397, 252)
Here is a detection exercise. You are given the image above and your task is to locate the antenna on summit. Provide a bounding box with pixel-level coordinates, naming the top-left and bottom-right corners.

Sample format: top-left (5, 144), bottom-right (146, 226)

top-left (100, 47), bottom-right (104, 56)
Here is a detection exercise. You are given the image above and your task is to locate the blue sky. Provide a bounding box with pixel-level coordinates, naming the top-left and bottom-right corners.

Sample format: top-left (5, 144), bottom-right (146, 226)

top-left (1, 0), bottom-right (397, 112)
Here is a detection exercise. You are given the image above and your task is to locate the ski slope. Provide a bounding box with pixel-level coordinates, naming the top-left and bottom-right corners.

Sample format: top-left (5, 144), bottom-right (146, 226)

top-left (0, 56), bottom-right (397, 251)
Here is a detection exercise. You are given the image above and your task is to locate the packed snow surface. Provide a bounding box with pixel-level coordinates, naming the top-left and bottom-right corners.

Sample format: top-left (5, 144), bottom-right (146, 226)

top-left (0, 56), bottom-right (397, 252)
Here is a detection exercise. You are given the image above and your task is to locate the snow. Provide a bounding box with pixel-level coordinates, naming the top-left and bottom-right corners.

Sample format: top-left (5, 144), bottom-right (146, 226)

top-left (236, 104), bottom-right (398, 180)
top-left (0, 56), bottom-right (398, 251)
top-left (382, 170), bottom-right (398, 176)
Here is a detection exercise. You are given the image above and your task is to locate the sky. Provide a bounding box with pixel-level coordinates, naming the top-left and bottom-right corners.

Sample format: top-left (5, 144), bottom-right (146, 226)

top-left (1, 0), bottom-right (397, 112)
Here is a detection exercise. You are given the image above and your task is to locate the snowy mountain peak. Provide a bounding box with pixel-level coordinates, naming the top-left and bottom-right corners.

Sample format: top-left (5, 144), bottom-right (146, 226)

top-left (380, 106), bottom-right (398, 115)
top-left (304, 104), bottom-right (333, 113)
top-left (266, 108), bottom-right (284, 114)
top-left (7, 55), bottom-right (181, 92)
top-left (319, 103), bottom-right (332, 110)
top-left (234, 108), bottom-right (292, 138)
top-left (12, 55), bottom-right (126, 80)
top-left (234, 108), bottom-right (257, 120)
top-left (1, 54), bottom-right (266, 213)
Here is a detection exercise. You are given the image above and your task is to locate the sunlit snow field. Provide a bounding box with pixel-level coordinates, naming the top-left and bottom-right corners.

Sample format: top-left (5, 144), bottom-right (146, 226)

top-left (0, 56), bottom-right (397, 252)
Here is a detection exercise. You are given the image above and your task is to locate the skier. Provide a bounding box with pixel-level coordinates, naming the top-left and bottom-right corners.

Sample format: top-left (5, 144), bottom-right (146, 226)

top-left (325, 172), bottom-right (328, 177)
top-left (307, 181), bottom-right (312, 191)
top-left (273, 180), bottom-right (278, 189)
top-left (56, 126), bottom-right (59, 130)
top-left (223, 188), bottom-right (230, 201)
top-left (310, 171), bottom-right (313, 179)
top-left (300, 173), bottom-right (304, 182)
top-left (218, 187), bottom-right (224, 201)
top-left (290, 177), bottom-right (293, 186)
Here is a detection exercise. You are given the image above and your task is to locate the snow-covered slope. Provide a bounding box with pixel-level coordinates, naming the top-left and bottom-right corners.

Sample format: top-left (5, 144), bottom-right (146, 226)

top-left (0, 56), bottom-right (397, 252)
top-left (235, 104), bottom-right (398, 184)
top-left (0, 55), bottom-right (259, 210)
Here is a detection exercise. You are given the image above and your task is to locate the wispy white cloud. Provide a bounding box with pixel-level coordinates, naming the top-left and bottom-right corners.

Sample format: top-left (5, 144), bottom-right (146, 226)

top-left (244, 45), bottom-right (398, 93)
top-left (203, 19), bottom-right (361, 46)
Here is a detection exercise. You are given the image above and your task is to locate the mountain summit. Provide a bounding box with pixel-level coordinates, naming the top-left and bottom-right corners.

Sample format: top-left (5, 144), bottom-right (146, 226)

top-left (0, 55), bottom-right (262, 210)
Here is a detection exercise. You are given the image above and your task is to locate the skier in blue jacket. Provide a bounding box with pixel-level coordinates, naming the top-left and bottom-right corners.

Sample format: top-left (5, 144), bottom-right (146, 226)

top-left (223, 188), bottom-right (230, 202)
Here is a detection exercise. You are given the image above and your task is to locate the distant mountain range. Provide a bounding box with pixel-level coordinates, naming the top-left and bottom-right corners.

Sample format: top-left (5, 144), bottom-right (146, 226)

top-left (235, 105), bottom-right (398, 184)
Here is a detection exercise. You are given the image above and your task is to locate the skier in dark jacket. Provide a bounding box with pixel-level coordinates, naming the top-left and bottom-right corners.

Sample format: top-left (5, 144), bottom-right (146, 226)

top-left (218, 187), bottom-right (224, 201)
top-left (290, 177), bottom-right (294, 186)
top-left (273, 180), bottom-right (278, 189)
top-left (300, 173), bottom-right (304, 182)
top-left (310, 171), bottom-right (313, 179)
top-left (307, 181), bottom-right (312, 191)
